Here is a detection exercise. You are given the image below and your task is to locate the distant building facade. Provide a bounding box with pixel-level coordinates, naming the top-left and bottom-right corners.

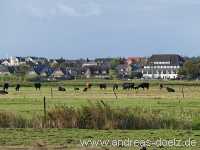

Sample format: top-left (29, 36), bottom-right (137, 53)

top-left (142, 54), bottom-right (184, 79)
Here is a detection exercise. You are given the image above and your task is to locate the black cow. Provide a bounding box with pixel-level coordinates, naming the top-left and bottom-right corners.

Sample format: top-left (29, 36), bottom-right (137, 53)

top-left (74, 87), bottom-right (80, 92)
top-left (83, 87), bottom-right (88, 92)
top-left (113, 84), bottom-right (118, 91)
top-left (58, 86), bottom-right (66, 91)
top-left (34, 83), bottom-right (41, 91)
top-left (122, 83), bottom-right (134, 90)
top-left (166, 87), bottom-right (175, 92)
top-left (0, 90), bottom-right (8, 95)
top-left (135, 83), bottom-right (149, 90)
top-left (99, 84), bottom-right (107, 90)
top-left (16, 84), bottom-right (21, 91)
top-left (3, 83), bottom-right (9, 91)
top-left (160, 83), bottom-right (164, 90)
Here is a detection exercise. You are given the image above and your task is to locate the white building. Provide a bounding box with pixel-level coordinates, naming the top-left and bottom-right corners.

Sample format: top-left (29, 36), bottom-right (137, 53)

top-left (82, 61), bottom-right (98, 67)
top-left (142, 54), bottom-right (184, 79)
top-left (2, 57), bottom-right (21, 66)
top-left (10, 56), bottom-right (19, 66)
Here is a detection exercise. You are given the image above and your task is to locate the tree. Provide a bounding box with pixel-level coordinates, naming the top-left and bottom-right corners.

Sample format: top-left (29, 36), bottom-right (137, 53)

top-left (17, 64), bottom-right (31, 81)
top-left (109, 69), bottom-right (118, 79)
top-left (178, 60), bottom-right (200, 79)
top-left (110, 58), bottom-right (121, 70)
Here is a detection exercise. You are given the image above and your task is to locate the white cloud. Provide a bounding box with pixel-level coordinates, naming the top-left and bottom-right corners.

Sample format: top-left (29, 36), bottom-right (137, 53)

top-left (21, 0), bottom-right (102, 19)
top-left (57, 3), bottom-right (80, 16)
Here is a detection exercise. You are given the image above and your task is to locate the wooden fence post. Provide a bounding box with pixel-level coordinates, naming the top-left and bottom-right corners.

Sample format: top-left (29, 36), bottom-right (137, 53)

top-left (113, 90), bottom-right (118, 100)
top-left (51, 88), bottom-right (53, 98)
top-left (182, 87), bottom-right (185, 98)
top-left (43, 96), bottom-right (47, 128)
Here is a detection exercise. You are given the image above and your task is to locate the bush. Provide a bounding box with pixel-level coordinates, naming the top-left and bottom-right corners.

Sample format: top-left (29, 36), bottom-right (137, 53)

top-left (0, 102), bottom-right (196, 130)
top-left (45, 101), bottom-right (193, 130)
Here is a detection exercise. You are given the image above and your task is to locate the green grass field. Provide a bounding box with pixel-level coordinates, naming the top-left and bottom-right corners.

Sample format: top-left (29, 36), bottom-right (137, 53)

top-left (0, 81), bottom-right (199, 149)
top-left (0, 129), bottom-right (199, 150)
top-left (0, 85), bottom-right (200, 116)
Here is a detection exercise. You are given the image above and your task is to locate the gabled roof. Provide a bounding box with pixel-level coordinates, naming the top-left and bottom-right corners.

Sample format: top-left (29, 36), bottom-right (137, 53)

top-left (40, 67), bottom-right (54, 75)
top-left (148, 54), bottom-right (184, 66)
top-left (33, 65), bottom-right (53, 75)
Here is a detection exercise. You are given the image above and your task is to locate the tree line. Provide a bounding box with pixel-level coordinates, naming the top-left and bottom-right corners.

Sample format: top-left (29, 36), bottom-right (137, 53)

top-left (178, 57), bottom-right (200, 80)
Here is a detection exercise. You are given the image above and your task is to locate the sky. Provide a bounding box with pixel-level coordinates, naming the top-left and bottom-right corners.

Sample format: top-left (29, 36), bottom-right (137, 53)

top-left (1, 0), bottom-right (200, 58)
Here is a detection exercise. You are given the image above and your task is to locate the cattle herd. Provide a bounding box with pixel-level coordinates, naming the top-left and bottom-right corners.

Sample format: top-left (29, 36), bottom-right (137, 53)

top-left (0, 83), bottom-right (42, 95)
top-left (0, 82), bottom-right (177, 95)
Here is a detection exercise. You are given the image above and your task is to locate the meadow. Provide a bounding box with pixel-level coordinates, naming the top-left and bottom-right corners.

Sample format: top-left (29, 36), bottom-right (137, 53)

top-left (0, 80), bottom-right (199, 149)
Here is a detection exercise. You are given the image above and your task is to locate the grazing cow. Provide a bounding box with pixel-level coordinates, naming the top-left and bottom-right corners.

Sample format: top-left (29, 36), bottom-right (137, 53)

top-left (136, 83), bottom-right (149, 90)
top-left (160, 83), bottom-right (164, 90)
top-left (113, 84), bottom-right (118, 91)
top-left (15, 84), bottom-right (21, 91)
top-left (99, 84), bottom-right (107, 90)
top-left (166, 87), bottom-right (175, 92)
top-left (122, 83), bottom-right (129, 90)
top-left (130, 83), bottom-right (135, 90)
top-left (122, 83), bottom-right (134, 90)
top-left (0, 90), bottom-right (8, 95)
top-left (34, 83), bottom-right (41, 91)
top-left (3, 83), bottom-right (9, 91)
top-left (58, 86), bottom-right (66, 91)
top-left (83, 87), bottom-right (88, 92)
top-left (74, 87), bottom-right (80, 92)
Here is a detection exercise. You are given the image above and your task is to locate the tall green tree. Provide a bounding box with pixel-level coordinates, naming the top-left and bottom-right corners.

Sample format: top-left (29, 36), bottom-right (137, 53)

top-left (179, 60), bottom-right (200, 79)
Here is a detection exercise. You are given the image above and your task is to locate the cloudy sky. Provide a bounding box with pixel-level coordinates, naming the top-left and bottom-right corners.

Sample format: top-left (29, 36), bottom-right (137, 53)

top-left (1, 0), bottom-right (200, 58)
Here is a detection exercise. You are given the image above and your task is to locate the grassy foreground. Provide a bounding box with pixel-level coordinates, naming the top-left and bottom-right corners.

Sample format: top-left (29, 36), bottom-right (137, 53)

top-left (0, 129), bottom-right (199, 150)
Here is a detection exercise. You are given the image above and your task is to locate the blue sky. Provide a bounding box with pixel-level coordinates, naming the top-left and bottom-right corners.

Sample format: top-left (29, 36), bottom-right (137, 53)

top-left (1, 0), bottom-right (200, 58)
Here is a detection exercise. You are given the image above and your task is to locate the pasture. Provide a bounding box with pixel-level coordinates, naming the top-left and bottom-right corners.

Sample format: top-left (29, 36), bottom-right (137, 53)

top-left (0, 80), bottom-right (199, 149)
top-left (0, 83), bottom-right (200, 117)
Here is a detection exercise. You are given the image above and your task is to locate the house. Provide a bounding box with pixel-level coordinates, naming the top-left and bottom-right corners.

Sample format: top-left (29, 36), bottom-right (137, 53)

top-left (116, 64), bottom-right (130, 79)
top-left (51, 68), bottom-right (65, 78)
top-left (127, 57), bottom-right (147, 66)
top-left (49, 60), bottom-right (59, 67)
top-left (1, 60), bottom-right (10, 66)
top-left (39, 67), bottom-right (53, 77)
top-left (82, 61), bottom-right (98, 67)
top-left (10, 56), bottom-right (20, 66)
top-left (126, 57), bottom-right (147, 78)
top-left (1, 56), bottom-right (27, 66)
top-left (25, 57), bottom-right (38, 64)
top-left (65, 67), bottom-right (80, 79)
top-left (81, 61), bottom-right (110, 79)
top-left (142, 54), bottom-right (184, 79)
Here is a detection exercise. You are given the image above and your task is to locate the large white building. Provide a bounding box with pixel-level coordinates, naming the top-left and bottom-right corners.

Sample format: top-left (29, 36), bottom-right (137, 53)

top-left (142, 54), bottom-right (184, 79)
